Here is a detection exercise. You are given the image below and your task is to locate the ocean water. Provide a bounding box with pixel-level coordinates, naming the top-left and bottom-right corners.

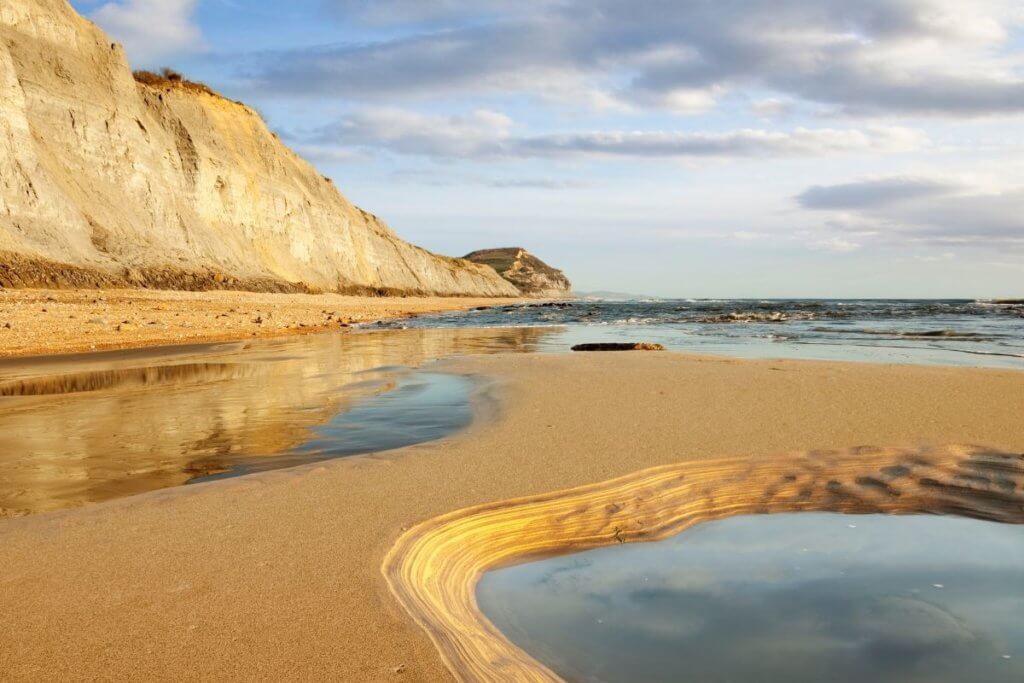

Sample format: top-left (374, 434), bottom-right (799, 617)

top-left (479, 513), bottom-right (1024, 683)
top-left (400, 299), bottom-right (1024, 368)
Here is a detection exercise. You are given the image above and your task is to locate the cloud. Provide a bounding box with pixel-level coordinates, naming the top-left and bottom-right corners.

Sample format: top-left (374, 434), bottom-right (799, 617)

top-left (323, 0), bottom-right (559, 26)
top-left (750, 98), bottom-right (795, 119)
top-left (516, 126), bottom-right (925, 159)
top-left (307, 108), bottom-right (927, 160)
top-left (311, 108), bottom-right (513, 158)
top-left (382, 169), bottom-right (592, 189)
top-left (91, 0), bottom-right (203, 64)
top-left (250, 0), bottom-right (1024, 116)
top-left (484, 178), bottom-right (591, 189)
top-left (797, 176), bottom-right (1024, 248)
top-left (796, 177), bottom-right (966, 209)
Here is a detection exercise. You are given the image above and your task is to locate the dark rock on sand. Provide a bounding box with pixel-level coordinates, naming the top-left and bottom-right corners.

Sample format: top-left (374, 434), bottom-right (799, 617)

top-left (571, 343), bottom-right (665, 352)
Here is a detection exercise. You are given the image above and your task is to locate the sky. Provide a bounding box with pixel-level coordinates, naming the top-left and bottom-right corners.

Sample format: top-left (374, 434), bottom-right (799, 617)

top-left (70, 0), bottom-right (1024, 298)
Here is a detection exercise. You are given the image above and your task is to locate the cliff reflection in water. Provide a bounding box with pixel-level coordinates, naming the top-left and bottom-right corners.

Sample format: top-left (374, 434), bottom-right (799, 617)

top-left (0, 327), bottom-right (555, 516)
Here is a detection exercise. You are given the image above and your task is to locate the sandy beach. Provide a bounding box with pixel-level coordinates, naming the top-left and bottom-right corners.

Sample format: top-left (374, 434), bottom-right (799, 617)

top-left (4, 0), bottom-right (1022, 680)
top-left (1, 351), bottom-right (1022, 681)
top-left (0, 289), bottom-right (524, 358)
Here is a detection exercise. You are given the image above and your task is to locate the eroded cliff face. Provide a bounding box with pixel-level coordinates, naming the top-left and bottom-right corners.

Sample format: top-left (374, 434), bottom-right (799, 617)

top-left (0, 0), bottom-right (519, 296)
top-left (464, 248), bottom-right (573, 298)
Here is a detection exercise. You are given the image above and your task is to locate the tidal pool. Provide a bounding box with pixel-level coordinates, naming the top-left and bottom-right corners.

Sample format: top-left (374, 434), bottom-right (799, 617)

top-left (478, 513), bottom-right (1024, 683)
top-left (0, 326), bottom-right (557, 515)
top-left (188, 370), bottom-right (473, 482)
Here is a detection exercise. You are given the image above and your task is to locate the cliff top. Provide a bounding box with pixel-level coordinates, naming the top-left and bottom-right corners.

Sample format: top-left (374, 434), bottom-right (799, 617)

top-left (464, 248), bottom-right (572, 297)
top-left (463, 248), bottom-right (530, 274)
top-left (132, 68), bottom-right (242, 104)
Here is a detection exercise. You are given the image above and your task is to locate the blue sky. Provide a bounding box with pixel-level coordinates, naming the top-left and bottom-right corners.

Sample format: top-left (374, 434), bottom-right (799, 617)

top-left (72, 0), bottom-right (1024, 297)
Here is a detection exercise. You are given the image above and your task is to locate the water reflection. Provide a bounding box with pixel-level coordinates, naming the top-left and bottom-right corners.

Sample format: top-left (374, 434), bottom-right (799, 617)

top-left (0, 327), bottom-right (556, 516)
top-left (189, 371), bottom-right (473, 483)
top-left (478, 513), bottom-right (1024, 683)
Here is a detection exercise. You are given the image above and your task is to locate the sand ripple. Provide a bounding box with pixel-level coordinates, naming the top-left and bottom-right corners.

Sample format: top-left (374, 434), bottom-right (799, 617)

top-left (383, 445), bottom-right (1024, 682)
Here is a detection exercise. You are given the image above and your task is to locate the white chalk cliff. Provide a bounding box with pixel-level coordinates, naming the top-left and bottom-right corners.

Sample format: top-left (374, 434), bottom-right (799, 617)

top-left (0, 0), bottom-right (519, 296)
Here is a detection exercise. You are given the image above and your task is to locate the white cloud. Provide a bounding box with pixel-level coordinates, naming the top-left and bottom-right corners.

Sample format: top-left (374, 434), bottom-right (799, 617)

top-left (797, 176), bottom-right (1024, 248)
top-left (517, 126), bottom-right (925, 159)
top-left (92, 0), bottom-right (203, 64)
top-left (796, 177), bottom-right (966, 209)
top-left (751, 98), bottom-right (795, 118)
top-left (313, 108), bottom-right (514, 159)
top-left (309, 108), bottom-right (927, 160)
top-left (813, 236), bottom-right (862, 252)
top-left (253, 0), bottom-right (1024, 117)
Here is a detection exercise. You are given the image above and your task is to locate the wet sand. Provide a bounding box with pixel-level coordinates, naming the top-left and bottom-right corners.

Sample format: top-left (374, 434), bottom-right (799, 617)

top-left (387, 445), bottom-right (1024, 682)
top-left (0, 288), bottom-right (524, 357)
top-left (0, 327), bottom-right (558, 517)
top-left (1, 352), bottom-right (1024, 680)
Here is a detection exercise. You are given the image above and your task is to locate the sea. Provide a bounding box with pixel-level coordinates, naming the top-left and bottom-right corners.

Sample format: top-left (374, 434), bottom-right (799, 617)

top-left (397, 298), bottom-right (1024, 369)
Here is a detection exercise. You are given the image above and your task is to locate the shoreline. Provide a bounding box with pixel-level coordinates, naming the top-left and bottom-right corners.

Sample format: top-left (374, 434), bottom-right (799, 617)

top-left (0, 288), bottom-right (526, 358)
top-left (2, 352), bottom-right (1023, 680)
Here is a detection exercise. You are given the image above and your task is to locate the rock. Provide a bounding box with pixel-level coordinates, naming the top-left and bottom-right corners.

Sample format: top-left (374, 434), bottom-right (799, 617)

top-left (2, 322), bottom-right (10, 329)
top-left (87, 317), bottom-right (108, 325)
top-left (0, 0), bottom-right (519, 298)
top-left (464, 248), bottom-right (572, 298)
top-left (571, 343), bottom-right (665, 352)
top-left (698, 311), bottom-right (796, 323)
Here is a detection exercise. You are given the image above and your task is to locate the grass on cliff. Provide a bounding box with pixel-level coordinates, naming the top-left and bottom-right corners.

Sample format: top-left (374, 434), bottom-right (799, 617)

top-left (132, 68), bottom-right (224, 99)
top-left (463, 249), bottom-right (519, 275)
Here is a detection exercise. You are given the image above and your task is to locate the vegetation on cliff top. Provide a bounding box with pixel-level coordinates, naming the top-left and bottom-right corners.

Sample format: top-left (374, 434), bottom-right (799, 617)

top-left (132, 68), bottom-right (228, 100)
top-left (464, 248), bottom-right (572, 296)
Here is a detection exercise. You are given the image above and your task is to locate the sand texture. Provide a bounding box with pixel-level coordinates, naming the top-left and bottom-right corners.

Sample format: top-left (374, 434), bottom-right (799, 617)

top-left (0, 288), bottom-right (522, 357)
top-left (1, 352), bottom-right (1023, 680)
top-left (385, 445), bottom-right (1024, 682)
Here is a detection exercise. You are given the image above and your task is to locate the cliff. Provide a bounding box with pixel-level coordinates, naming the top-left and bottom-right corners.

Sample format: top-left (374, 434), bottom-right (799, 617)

top-left (0, 0), bottom-right (519, 297)
top-left (463, 248), bottom-right (572, 298)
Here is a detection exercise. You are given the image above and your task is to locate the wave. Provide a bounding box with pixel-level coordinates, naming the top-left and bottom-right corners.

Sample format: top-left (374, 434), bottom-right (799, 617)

top-left (810, 327), bottom-right (991, 340)
top-left (698, 311), bottom-right (818, 324)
